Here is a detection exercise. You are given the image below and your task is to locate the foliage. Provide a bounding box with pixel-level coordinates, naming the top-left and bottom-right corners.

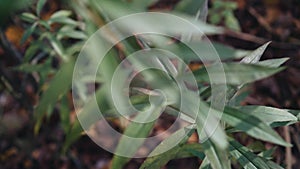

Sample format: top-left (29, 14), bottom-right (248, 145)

top-left (208, 0), bottom-right (241, 31)
top-left (6, 0), bottom-right (300, 168)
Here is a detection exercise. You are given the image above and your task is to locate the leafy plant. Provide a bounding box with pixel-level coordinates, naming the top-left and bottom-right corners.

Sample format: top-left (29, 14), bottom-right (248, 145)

top-left (16, 0), bottom-right (299, 169)
top-left (17, 0), bottom-right (86, 134)
top-left (208, 0), bottom-right (241, 31)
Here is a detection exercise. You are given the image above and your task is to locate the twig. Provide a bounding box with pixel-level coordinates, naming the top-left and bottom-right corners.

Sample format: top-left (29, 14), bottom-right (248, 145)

top-left (224, 29), bottom-right (300, 50)
top-left (283, 126), bottom-right (292, 169)
top-left (248, 7), bottom-right (273, 32)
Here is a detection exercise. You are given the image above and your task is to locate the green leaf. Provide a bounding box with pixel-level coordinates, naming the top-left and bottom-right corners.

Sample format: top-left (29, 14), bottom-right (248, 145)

top-left (93, 0), bottom-right (223, 35)
top-left (199, 157), bottom-right (213, 169)
top-left (222, 107), bottom-right (291, 147)
top-left (147, 125), bottom-right (196, 157)
top-left (47, 10), bottom-right (77, 26)
top-left (258, 147), bottom-right (277, 160)
top-left (60, 95), bottom-right (71, 133)
top-left (228, 137), bottom-right (270, 169)
top-left (50, 10), bottom-right (72, 19)
top-left (63, 38), bottom-right (121, 152)
top-left (34, 59), bottom-right (74, 134)
top-left (194, 63), bottom-right (285, 85)
top-left (228, 46), bottom-right (287, 105)
top-left (20, 12), bottom-right (38, 23)
top-left (266, 161), bottom-right (284, 169)
top-left (201, 139), bottom-right (230, 169)
top-left (13, 63), bottom-right (44, 73)
top-left (48, 17), bottom-right (78, 26)
top-left (197, 101), bottom-right (228, 149)
top-left (23, 41), bottom-right (42, 62)
top-left (57, 30), bottom-right (87, 40)
top-left (258, 58), bottom-right (289, 68)
top-left (63, 86), bottom-right (112, 153)
top-left (38, 20), bottom-right (51, 30)
top-left (175, 0), bottom-right (207, 16)
top-left (47, 34), bottom-right (68, 61)
top-left (128, 0), bottom-right (158, 9)
top-left (241, 42), bottom-right (271, 64)
top-left (140, 143), bottom-right (203, 169)
top-left (196, 101), bottom-right (230, 169)
top-left (20, 22), bottom-right (37, 44)
top-left (36, 0), bottom-right (46, 17)
top-left (235, 106), bottom-right (297, 127)
top-left (160, 41), bottom-right (248, 62)
top-left (111, 100), bottom-right (165, 169)
top-left (286, 110), bottom-right (300, 121)
top-left (224, 12), bottom-right (240, 31)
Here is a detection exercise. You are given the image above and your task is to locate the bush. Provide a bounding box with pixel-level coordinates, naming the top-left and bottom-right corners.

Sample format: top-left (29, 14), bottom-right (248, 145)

top-left (2, 0), bottom-right (299, 168)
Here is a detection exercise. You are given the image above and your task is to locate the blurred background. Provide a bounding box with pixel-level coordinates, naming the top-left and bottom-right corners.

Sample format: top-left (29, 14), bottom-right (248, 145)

top-left (0, 0), bottom-right (299, 168)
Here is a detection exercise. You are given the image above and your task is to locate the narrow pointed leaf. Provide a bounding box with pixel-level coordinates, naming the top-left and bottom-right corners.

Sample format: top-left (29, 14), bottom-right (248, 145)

top-left (222, 107), bottom-right (291, 147)
top-left (236, 106), bottom-right (297, 126)
top-left (140, 143), bottom-right (203, 169)
top-left (228, 137), bottom-right (270, 169)
top-left (34, 59), bottom-right (74, 134)
top-left (201, 139), bottom-right (230, 169)
top-left (111, 102), bottom-right (165, 169)
top-left (196, 102), bottom-right (230, 169)
top-left (258, 58), bottom-right (289, 68)
top-left (21, 22), bottom-right (37, 44)
top-left (36, 0), bottom-right (46, 17)
top-left (199, 157), bottom-right (213, 169)
top-left (194, 63), bottom-right (285, 85)
top-left (241, 42), bottom-right (271, 63)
